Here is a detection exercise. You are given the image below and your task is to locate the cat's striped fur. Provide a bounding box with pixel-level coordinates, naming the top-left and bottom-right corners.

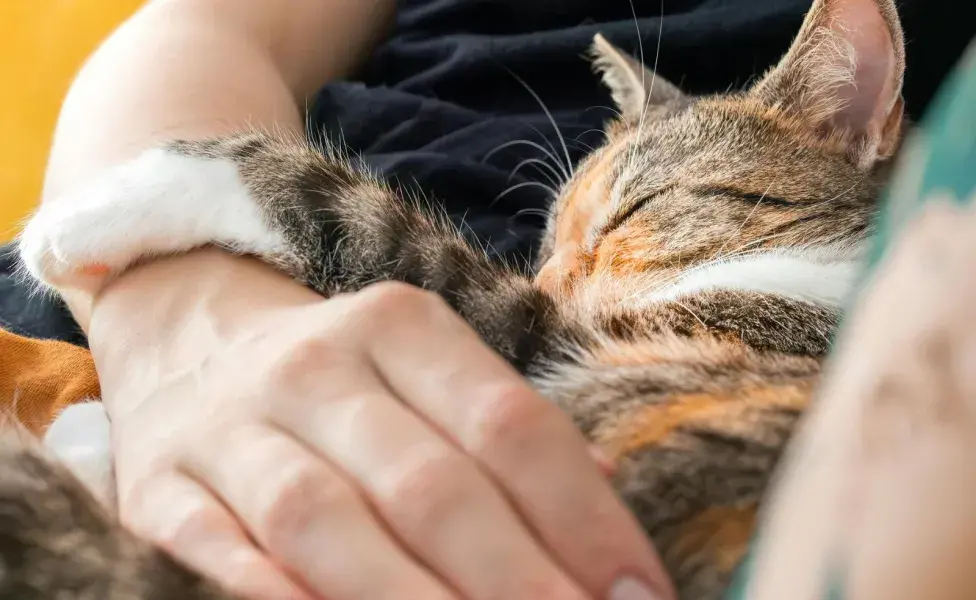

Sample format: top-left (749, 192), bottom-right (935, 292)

top-left (7, 0), bottom-right (907, 597)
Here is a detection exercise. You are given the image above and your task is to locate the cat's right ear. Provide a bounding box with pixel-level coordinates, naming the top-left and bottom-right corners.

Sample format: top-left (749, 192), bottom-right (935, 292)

top-left (590, 33), bottom-right (689, 126)
top-left (749, 0), bottom-right (906, 168)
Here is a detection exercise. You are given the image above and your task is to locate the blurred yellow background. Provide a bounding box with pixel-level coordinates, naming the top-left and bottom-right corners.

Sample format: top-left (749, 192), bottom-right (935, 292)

top-left (0, 0), bottom-right (143, 242)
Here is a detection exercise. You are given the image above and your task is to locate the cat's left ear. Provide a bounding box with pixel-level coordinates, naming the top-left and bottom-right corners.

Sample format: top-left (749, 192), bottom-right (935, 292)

top-left (590, 33), bottom-right (689, 125)
top-left (750, 0), bottom-right (906, 168)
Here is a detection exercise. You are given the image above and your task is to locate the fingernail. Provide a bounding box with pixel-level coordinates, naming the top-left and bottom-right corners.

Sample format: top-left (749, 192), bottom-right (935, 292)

top-left (609, 577), bottom-right (665, 600)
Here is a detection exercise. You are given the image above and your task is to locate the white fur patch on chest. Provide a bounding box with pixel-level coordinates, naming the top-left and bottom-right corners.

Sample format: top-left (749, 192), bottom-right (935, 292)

top-left (647, 250), bottom-right (861, 308)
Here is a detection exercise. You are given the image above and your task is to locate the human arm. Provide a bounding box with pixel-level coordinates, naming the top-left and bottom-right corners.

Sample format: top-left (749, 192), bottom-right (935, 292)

top-left (36, 1), bottom-right (676, 599)
top-left (43, 0), bottom-right (392, 331)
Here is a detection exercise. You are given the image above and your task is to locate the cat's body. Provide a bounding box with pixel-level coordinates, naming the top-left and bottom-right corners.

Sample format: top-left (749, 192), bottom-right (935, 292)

top-left (7, 0), bottom-right (908, 598)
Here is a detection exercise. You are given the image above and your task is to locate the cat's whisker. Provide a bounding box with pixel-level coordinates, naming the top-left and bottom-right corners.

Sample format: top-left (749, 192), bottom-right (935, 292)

top-left (803, 176), bottom-right (865, 209)
top-left (584, 104), bottom-right (626, 123)
top-left (578, 126), bottom-right (612, 144)
top-left (505, 68), bottom-right (575, 179)
top-left (573, 139), bottom-right (598, 154)
top-left (628, 0), bottom-right (665, 169)
top-left (625, 0), bottom-right (644, 168)
top-left (483, 139), bottom-right (571, 183)
top-left (520, 122), bottom-right (576, 180)
top-left (628, 0), bottom-right (646, 113)
top-left (575, 128), bottom-right (610, 152)
top-left (514, 207), bottom-right (552, 219)
top-left (494, 181), bottom-right (558, 205)
top-left (513, 179), bottom-right (559, 200)
top-left (524, 121), bottom-right (584, 183)
top-left (508, 157), bottom-right (566, 190)
top-left (715, 230), bottom-right (796, 260)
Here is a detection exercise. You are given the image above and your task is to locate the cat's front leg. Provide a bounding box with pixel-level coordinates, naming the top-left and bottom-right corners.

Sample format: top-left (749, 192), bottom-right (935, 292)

top-left (18, 132), bottom-right (463, 298)
top-left (21, 132), bottom-right (578, 372)
top-left (19, 145), bottom-right (293, 296)
top-left (169, 135), bottom-right (585, 371)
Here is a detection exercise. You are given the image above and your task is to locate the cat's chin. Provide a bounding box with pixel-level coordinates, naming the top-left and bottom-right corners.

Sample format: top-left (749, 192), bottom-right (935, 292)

top-left (43, 401), bottom-right (117, 514)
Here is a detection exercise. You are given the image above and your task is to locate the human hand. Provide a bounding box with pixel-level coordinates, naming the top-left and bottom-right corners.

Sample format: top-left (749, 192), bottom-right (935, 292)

top-left (748, 197), bottom-right (976, 600)
top-left (88, 250), bottom-right (675, 600)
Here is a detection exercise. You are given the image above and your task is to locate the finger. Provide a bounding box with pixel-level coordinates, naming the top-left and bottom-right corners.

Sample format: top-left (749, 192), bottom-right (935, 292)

top-left (187, 422), bottom-right (459, 600)
top-left (847, 256), bottom-right (976, 600)
top-left (847, 423), bottom-right (976, 600)
top-left (750, 204), bottom-right (976, 600)
top-left (269, 367), bottom-right (591, 600)
top-left (590, 445), bottom-right (618, 477)
top-left (120, 471), bottom-right (314, 600)
top-left (338, 283), bottom-right (674, 600)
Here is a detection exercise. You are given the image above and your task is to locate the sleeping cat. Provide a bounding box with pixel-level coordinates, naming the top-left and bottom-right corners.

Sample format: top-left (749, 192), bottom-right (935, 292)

top-left (9, 0), bottom-right (906, 597)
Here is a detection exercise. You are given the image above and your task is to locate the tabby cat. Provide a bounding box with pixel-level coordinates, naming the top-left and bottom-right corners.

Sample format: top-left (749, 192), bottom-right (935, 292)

top-left (9, 0), bottom-right (907, 597)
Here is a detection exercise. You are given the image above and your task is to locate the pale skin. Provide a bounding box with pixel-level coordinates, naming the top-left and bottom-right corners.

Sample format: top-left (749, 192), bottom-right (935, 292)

top-left (43, 1), bottom-right (674, 599)
top-left (750, 197), bottom-right (976, 600)
top-left (40, 0), bottom-right (976, 599)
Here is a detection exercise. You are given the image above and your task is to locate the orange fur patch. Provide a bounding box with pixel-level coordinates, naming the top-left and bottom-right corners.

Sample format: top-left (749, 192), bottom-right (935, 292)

top-left (593, 228), bottom-right (670, 279)
top-left (598, 384), bottom-right (811, 454)
top-left (536, 140), bottom-right (626, 294)
top-left (671, 504), bottom-right (759, 573)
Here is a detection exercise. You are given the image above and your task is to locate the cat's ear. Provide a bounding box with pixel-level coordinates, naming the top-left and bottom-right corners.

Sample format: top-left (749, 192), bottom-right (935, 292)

top-left (750, 0), bottom-right (906, 168)
top-left (590, 33), bottom-right (689, 125)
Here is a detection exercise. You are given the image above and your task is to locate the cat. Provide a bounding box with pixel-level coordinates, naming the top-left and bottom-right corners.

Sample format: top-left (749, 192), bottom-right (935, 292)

top-left (8, 0), bottom-right (906, 597)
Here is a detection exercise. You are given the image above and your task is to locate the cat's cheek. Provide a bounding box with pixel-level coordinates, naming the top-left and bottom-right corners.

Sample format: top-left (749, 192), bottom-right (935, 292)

top-left (44, 401), bottom-right (118, 514)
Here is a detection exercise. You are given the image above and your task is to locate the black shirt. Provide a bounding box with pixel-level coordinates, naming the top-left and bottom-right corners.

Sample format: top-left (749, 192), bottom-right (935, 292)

top-left (310, 0), bottom-right (971, 263)
top-left (3, 0), bottom-right (971, 344)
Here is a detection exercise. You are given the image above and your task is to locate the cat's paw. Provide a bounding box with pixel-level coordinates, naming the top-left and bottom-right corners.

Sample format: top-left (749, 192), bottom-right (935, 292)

top-left (43, 401), bottom-right (117, 513)
top-left (19, 148), bottom-right (285, 295)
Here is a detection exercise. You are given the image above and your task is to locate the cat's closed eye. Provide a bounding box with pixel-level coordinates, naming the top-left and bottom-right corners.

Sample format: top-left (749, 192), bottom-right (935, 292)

top-left (600, 186), bottom-right (675, 235)
top-left (695, 186), bottom-right (802, 208)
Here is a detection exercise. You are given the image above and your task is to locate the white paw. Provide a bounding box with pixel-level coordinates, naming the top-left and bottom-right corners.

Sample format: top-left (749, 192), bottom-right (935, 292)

top-left (19, 148), bottom-right (286, 294)
top-left (44, 401), bottom-right (117, 514)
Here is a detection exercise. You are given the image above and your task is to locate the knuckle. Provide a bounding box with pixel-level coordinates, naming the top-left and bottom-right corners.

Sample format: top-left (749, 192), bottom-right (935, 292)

top-left (266, 334), bottom-right (343, 387)
top-left (377, 451), bottom-right (473, 538)
top-left (256, 460), bottom-right (357, 553)
top-left (215, 549), bottom-right (275, 594)
top-left (122, 478), bottom-right (220, 549)
top-left (153, 508), bottom-right (213, 549)
top-left (355, 281), bottom-right (446, 321)
top-left (470, 384), bottom-right (557, 456)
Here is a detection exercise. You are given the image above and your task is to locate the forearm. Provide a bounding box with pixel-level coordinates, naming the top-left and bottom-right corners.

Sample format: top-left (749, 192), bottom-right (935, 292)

top-left (42, 0), bottom-right (394, 330)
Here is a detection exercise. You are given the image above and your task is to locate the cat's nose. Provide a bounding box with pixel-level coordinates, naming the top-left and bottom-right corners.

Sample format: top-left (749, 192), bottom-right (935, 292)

top-left (534, 252), bottom-right (581, 296)
top-left (534, 262), bottom-right (561, 295)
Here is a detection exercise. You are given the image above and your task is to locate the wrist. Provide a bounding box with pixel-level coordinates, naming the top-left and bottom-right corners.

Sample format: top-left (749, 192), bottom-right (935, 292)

top-left (88, 248), bottom-right (320, 410)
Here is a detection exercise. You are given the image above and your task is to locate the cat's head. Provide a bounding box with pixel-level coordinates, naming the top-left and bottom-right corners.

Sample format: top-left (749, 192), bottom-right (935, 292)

top-left (534, 0), bottom-right (905, 303)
